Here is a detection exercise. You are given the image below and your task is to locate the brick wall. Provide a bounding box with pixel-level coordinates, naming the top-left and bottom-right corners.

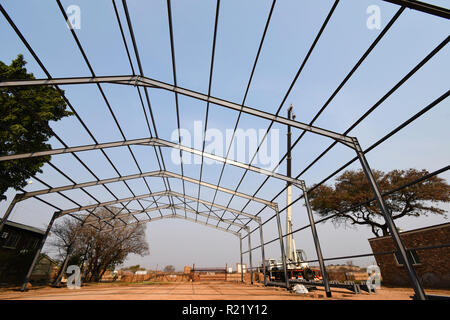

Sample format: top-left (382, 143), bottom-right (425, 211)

top-left (327, 271), bottom-right (369, 282)
top-left (368, 223), bottom-right (450, 289)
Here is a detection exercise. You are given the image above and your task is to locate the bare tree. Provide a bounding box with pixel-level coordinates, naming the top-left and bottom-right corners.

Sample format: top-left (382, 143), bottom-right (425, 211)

top-left (50, 207), bottom-right (149, 282)
top-left (50, 217), bottom-right (79, 251)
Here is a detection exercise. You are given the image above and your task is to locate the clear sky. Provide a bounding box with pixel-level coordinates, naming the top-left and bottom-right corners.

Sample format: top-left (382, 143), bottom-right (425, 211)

top-left (1, 0), bottom-right (449, 271)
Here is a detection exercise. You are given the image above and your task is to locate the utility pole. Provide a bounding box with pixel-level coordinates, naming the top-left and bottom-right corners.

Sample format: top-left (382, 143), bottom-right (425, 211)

top-left (286, 104), bottom-right (295, 261)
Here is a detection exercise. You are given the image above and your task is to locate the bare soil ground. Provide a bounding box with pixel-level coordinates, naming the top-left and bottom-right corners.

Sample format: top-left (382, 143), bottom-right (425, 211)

top-left (0, 281), bottom-right (449, 300)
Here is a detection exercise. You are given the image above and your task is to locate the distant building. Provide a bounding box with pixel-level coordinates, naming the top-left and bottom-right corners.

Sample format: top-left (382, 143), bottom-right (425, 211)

top-left (368, 222), bottom-right (450, 289)
top-left (0, 220), bottom-right (45, 285)
top-left (135, 270), bottom-right (147, 275)
top-left (236, 263), bottom-right (247, 274)
top-left (30, 253), bottom-right (59, 283)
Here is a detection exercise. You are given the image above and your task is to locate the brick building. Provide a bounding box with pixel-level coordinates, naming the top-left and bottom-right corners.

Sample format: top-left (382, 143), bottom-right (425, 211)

top-left (368, 222), bottom-right (450, 289)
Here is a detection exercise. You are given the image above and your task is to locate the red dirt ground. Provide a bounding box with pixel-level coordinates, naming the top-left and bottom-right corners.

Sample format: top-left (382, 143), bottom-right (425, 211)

top-left (1, 281), bottom-right (449, 300)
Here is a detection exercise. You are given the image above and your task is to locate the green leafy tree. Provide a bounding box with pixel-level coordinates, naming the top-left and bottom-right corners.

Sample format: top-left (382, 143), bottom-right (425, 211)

top-left (0, 54), bottom-right (72, 200)
top-left (309, 169), bottom-right (450, 237)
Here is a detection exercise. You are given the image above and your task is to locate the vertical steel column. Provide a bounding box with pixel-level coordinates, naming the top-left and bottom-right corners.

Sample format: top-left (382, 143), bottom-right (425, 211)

top-left (239, 234), bottom-right (244, 283)
top-left (54, 246), bottom-right (72, 286)
top-left (352, 137), bottom-right (426, 300)
top-left (299, 181), bottom-right (332, 298)
top-left (274, 204), bottom-right (289, 289)
top-left (0, 194), bottom-right (22, 234)
top-left (20, 212), bottom-right (58, 291)
top-left (258, 222), bottom-right (267, 285)
top-left (247, 230), bottom-right (253, 284)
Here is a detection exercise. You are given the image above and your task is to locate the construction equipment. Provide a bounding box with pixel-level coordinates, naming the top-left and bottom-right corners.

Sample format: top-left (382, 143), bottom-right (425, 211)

top-left (260, 104), bottom-right (319, 283)
top-left (262, 248), bottom-right (318, 281)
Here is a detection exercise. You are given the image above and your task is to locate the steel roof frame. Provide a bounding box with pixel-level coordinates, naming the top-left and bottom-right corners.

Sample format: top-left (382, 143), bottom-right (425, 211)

top-left (0, 0), bottom-right (446, 298)
top-left (83, 203), bottom-right (248, 230)
top-left (56, 189), bottom-right (261, 222)
top-left (0, 3), bottom-right (174, 223)
top-left (16, 169), bottom-right (274, 208)
top-left (0, 136), bottom-right (307, 186)
top-left (382, 0), bottom-right (450, 19)
top-left (101, 213), bottom-right (242, 237)
top-left (55, 0), bottom-right (179, 219)
top-left (0, 76), bottom-right (356, 147)
top-left (219, 5), bottom-right (405, 232)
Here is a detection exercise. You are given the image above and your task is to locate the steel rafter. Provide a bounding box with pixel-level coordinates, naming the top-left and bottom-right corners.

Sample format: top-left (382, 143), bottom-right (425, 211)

top-left (170, 194), bottom-right (246, 225)
top-left (83, 203), bottom-right (248, 230)
top-left (204, 0), bottom-right (277, 226)
top-left (382, 0), bottom-right (450, 19)
top-left (17, 169), bottom-right (273, 207)
top-left (0, 0), bottom-right (445, 299)
top-left (120, 0), bottom-right (178, 217)
top-left (0, 76), bottom-right (356, 147)
top-left (241, 89), bottom-right (450, 240)
top-left (217, 0), bottom-right (341, 228)
top-left (229, 21), bottom-right (448, 234)
top-left (194, 0), bottom-right (221, 221)
top-left (55, 0), bottom-right (164, 219)
top-left (0, 3), bottom-right (163, 225)
top-left (116, 0), bottom-right (177, 217)
top-left (56, 189), bottom-right (260, 223)
top-left (0, 137), bottom-right (305, 187)
top-left (83, 204), bottom-right (172, 225)
top-left (100, 213), bottom-right (241, 237)
top-left (165, 0), bottom-right (187, 215)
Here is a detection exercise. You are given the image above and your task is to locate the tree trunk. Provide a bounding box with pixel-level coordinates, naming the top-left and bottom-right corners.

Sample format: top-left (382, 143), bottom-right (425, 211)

top-left (99, 268), bottom-right (108, 282)
top-left (381, 225), bottom-right (389, 237)
top-left (54, 251), bottom-right (69, 284)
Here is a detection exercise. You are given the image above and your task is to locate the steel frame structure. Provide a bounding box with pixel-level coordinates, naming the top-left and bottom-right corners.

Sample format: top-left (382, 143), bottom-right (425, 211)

top-left (0, 0), bottom-right (448, 299)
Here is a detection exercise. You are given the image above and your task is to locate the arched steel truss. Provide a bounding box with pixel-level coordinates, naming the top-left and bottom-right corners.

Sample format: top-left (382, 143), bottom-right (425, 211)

top-left (99, 212), bottom-right (244, 236)
top-left (0, 0), bottom-right (448, 298)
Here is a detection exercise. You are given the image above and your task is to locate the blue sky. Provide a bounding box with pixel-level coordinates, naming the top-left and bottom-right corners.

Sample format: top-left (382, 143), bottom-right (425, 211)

top-left (1, 0), bottom-right (449, 270)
